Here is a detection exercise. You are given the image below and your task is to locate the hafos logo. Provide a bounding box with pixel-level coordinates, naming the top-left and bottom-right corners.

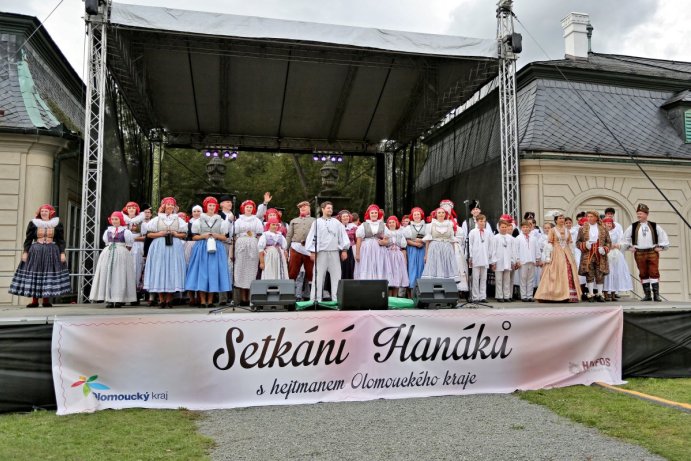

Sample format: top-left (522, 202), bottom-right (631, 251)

top-left (569, 357), bottom-right (612, 374)
top-left (71, 374), bottom-right (110, 397)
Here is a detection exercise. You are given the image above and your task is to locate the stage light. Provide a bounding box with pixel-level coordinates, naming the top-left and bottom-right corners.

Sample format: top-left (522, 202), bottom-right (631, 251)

top-left (204, 150), bottom-right (211, 157)
top-left (231, 151), bottom-right (238, 160)
top-left (337, 156), bottom-right (344, 162)
top-left (330, 156), bottom-right (336, 162)
top-left (223, 150), bottom-right (231, 158)
top-left (212, 150), bottom-right (219, 157)
top-left (313, 155), bottom-right (319, 161)
top-left (320, 155), bottom-right (327, 161)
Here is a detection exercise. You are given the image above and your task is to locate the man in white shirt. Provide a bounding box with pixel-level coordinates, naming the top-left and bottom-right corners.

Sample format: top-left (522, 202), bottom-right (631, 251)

top-left (305, 201), bottom-right (350, 302)
top-left (623, 203), bottom-right (670, 302)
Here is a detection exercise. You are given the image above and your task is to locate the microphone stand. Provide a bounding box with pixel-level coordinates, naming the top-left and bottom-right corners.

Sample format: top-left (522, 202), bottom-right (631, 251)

top-left (457, 200), bottom-right (492, 309)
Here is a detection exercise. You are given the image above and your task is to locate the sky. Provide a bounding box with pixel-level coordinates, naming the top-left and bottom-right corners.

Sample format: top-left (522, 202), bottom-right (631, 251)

top-left (3, 0), bottom-right (691, 80)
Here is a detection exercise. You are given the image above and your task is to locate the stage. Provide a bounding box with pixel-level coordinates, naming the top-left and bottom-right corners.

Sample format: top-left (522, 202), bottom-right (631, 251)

top-left (1, 300), bottom-right (689, 414)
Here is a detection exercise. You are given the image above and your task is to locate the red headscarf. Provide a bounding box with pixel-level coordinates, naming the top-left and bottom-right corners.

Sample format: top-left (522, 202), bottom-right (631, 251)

top-left (499, 213), bottom-right (514, 224)
top-left (177, 212), bottom-right (189, 223)
top-left (578, 217), bottom-right (587, 226)
top-left (122, 201), bottom-right (140, 215)
top-left (266, 216), bottom-right (280, 226)
top-left (35, 204), bottom-right (56, 219)
top-left (364, 204), bottom-right (384, 221)
top-left (108, 211), bottom-right (126, 226)
top-left (265, 207), bottom-right (282, 220)
top-left (240, 200), bottom-right (256, 215)
top-left (161, 197), bottom-right (176, 207)
top-left (409, 207), bottom-right (425, 222)
top-left (386, 216), bottom-right (400, 229)
top-left (202, 196), bottom-right (219, 213)
top-left (602, 217), bottom-right (614, 224)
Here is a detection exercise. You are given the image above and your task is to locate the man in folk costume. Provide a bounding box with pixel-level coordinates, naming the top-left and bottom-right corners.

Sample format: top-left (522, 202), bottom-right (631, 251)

top-left (287, 200), bottom-right (316, 300)
top-left (623, 203), bottom-right (669, 302)
top-left (576, 210), bottom-right (612, 302)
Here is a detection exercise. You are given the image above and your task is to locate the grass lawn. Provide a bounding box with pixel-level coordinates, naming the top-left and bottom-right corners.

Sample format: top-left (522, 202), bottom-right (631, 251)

top-left (519, 379), bottom-right (691, 461)
top-left (0, 408), bottom-right (213, 461)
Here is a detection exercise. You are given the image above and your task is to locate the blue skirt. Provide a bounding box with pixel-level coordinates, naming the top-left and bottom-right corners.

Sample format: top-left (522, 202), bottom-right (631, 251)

top-left (407, 245), bottom-right (425, 288)
top-left (143, 237), bottom-right (187, 293)
top-left (185, 240), bottom-right (231, 292)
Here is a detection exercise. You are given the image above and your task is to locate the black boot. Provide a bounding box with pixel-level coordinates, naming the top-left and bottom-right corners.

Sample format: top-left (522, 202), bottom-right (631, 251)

top-left (580, 284), bottom-right (588, 301)
top-left (642, 284), bottom-right (652, 302)
top-left (651, 283), bottom-right (662, 302)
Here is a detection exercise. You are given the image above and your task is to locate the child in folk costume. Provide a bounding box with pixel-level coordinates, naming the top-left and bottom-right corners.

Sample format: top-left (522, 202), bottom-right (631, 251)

top-left (233, 200), bottom-right (263, 305)
top-left (122, 201), bottom-right (146, 305)
top-left (421, 208), bottom-right (459, 282)
top-left (10, 204), bottom-right (70, 307)
top-left (603, 217), bottom-right (632, 300)
top-left (262, 207), bottom-right (288, 237)
top-left (401, 215), bottom-right (410, 228)
top-left (534, 222), bottom-right (553, 293)
top-left (384, 216), bottom-right (409, 296)
top-left (338, 210), bottom-right (357, 280)
top-left (405, 207), bottom-right (427, 297)
top-left (185, 197), bottom-right (230, 308)
top-left (468, 214), bottom-right (492, 302)
top-left (258, 217), bottom-right (289, 279)
top-left (355, 204), bottom-right (389, 280)
top-left (90, 211), bottom-right (137, 307)
top-left (490, 219), bottom-right (516, 302)
top-left (218, 195), bottom-right (234, 306)
top-left (143, 197), bottom-right (188, 308)
top-left (514, 220), bottom-right (542, 302)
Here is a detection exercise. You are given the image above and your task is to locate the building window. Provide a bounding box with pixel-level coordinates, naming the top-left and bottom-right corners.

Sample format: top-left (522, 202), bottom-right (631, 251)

top-left (685, 109), bottom-right (691, 143)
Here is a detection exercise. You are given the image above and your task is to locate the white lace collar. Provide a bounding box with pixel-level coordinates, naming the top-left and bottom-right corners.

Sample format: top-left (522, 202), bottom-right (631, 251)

top-left (32, 217), bottom-right (59, 228)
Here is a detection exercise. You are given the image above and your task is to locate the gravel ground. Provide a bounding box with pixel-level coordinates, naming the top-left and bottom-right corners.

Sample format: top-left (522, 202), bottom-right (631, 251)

top-left (197, 394), bottom-right (663, 461)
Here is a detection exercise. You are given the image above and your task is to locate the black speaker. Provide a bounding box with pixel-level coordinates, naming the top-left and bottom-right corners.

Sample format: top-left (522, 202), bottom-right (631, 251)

top-left (337, 280), bottom-right (388, 310)
top-left (250, 280), bottom-right (296, 312)
top-left (415, 278), bottom-right (458, 309)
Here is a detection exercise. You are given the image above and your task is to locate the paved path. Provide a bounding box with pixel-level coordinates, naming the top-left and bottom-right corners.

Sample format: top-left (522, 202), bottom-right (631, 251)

top-left (197, 394), bottom-right (664, 461)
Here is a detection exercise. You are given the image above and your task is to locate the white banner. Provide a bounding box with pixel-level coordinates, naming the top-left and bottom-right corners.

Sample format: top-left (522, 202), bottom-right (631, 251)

top-left (52, 307), bottom-right (623, 415)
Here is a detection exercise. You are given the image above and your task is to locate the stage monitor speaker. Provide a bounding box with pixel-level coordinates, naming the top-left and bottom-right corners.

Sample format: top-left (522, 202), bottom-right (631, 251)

top-left (337, 280), bottom-right (388, 310)
top-left (250, 280), bottom-right (296, 312)
top-left (415, 278), bottom-right (458, 309)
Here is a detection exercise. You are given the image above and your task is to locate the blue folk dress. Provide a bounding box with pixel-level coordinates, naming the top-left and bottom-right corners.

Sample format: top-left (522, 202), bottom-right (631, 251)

top-left (185, 214), bottom-right (230, 292)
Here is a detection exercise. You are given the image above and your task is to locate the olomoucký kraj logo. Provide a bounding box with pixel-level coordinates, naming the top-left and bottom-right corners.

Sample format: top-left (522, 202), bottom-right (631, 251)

top-left (71, 374), bottom-right (110, 397)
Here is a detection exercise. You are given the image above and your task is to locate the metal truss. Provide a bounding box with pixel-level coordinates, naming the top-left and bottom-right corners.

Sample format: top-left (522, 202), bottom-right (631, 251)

top-left (497, 0), bottom-right (521, 221)
top-left (77, 1), bottom-right (111, 303)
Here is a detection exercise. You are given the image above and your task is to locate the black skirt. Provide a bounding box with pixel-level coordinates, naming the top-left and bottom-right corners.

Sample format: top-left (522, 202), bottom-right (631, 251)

top-left (9, 243), bottom-right (71, 298)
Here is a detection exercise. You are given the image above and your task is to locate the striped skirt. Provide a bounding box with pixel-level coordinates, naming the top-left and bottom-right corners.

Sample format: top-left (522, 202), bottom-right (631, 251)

top-left (10, 243), bottom-right (70, 298)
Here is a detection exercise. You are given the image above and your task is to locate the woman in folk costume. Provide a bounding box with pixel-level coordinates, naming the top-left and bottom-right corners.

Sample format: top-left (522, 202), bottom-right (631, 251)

top-left (143, 197), bottom-right (188, 308)
top-left (338, 209), bottom-right (357, 280)
top-left (421, 208), bottom-right (459, 281)
top-left (384, 216), bottom-right (409, 296)
top-left (233, 200), bottom-right (263, 304)
top-left (602, 217), bottom-right (632, 300)
top-left (10, 204), bottom-right (70, 307)
top-left (90, 211), bottom-right (137, 307)
top-left (258, 217), bottom-right (289, 279)
top-left (405, 207), bottom-right (427, 296)
top-left (122, 201), bottom-right (147, 304)
top-left (185, 197), bottom-right (230, 308)
top-left (354, 204), bottom-right (389, 280)
top-left (535, 212), bottom-right (581, 302)
top-left (183, 205), bottom-right (202, 306)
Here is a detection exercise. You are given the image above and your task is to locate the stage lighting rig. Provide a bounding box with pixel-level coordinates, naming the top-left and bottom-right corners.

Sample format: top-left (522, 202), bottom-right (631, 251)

top-left (201, 146), bottom-right (238, 160)
top-left (312, 150), bottom-right (343, 162)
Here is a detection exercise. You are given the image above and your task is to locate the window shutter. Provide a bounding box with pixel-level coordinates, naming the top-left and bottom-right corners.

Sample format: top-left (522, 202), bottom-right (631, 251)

top-left (685, 110), bottom-right (691, 143)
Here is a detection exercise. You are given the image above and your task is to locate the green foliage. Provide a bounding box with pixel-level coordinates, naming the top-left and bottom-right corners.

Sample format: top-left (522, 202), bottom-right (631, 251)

top-left (159, 150), bottom-right (376, 218)
top-left (519, 383), bottom-right (691, 461)
top-left (0, 409), bottom-right (213, 461)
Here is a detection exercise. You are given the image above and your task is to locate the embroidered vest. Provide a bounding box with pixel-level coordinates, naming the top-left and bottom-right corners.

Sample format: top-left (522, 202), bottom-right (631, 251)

top-left (631, 221), bottom-right (658, 246)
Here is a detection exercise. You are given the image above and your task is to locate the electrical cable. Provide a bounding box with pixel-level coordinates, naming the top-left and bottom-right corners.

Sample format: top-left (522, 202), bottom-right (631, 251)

top-left (513, 14), bottom-right (691, 231)
top-left (15, 0), bottom-right (65, 56)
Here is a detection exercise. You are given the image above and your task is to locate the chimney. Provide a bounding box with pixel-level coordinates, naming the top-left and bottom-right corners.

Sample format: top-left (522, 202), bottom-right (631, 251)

top-left (561, 12), bottom-right (590, 60)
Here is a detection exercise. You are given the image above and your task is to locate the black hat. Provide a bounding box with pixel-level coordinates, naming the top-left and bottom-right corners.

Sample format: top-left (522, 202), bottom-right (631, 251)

top-left (140, 203), bottom-right (151, 211)
top-left (523, 211), bottom-right (535, 220)
top-left (636, 203), bottom-right (649, 214)
top-left (469, 200), bottom-right (480, 210)
top-left (218, 195), bottom-right (233, 203)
